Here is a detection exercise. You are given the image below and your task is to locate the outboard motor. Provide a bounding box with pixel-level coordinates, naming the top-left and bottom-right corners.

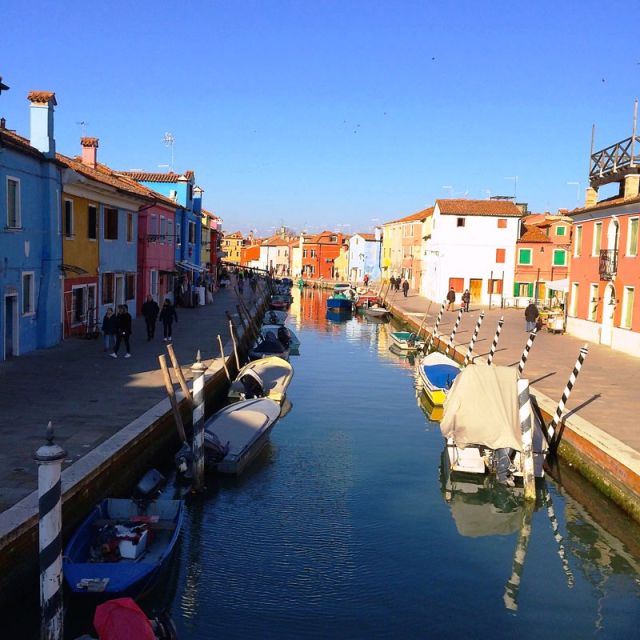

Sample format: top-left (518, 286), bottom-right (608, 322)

top-left (277, 326), bottom-right (291, 349)
top-left (240, 369), bottom-right (265, 399)
top-left (204, 431), bottom-right (230, 463)
top-left (174, 442), bottom-right (194, 480)
top-left (134, 468), bottom-right (165, 500)
top-left (149, 610), bottom-right (179, 640)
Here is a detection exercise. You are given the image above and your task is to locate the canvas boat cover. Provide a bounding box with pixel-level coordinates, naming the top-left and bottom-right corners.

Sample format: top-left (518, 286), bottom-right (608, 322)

top-left (94, 598), bottom-right (155, 640)
top-left (440, 364), bottom-right (522, 451)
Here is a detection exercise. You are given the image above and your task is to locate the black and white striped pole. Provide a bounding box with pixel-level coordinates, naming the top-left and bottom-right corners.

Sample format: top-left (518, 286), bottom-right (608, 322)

top-left (543, 488), bottom-right (575, 588)
top-left (426, 300), bottom-right (447, 351)
top-left (34, 422), bottom-right (66, 640)
top-left (444, 307), bottom-right (464, 357)
top-left (517, 379), bottom-right (536, 501)
top-left (548, 344), bottom-right (589, 449)
top-left (516, 328), bottom-right (538, 376)
top-left (463, 311), bottom-right (484, 367)
top-left (191, 351), bottom-right (207, 491)
top-left (487, 316), bottom-right (504, 366)
top-left (503, 502), bottom-right (534, 611)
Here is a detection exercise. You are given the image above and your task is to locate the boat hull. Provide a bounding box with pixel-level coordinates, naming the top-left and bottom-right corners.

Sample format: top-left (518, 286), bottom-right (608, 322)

top-left (327, 298), bottom-right (353, 310)
top-left (389, 331), bottom-right (425, 351)
top-left (416, 352), bottom-right (461, 406)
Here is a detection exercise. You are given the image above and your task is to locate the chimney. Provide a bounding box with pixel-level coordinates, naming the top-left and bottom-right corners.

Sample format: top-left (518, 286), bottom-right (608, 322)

top-left (28, 91), bottom-right (57, 157)
top-left (81, 137), bottom-right (99, 168)
top-left (585, 186), bottom-right (598, 207)
top-left (623, 174), bottom-right (640, 200)
top-left (193, 186), bottom-right (203, 215)
top-left (0, 117), bottom-right (5, 130)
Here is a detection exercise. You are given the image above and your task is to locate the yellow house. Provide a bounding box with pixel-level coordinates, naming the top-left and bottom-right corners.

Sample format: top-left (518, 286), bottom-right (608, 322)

top-left (222, 231), bottom-right (243, 264)
top-left (333, 242), bottom-right (349, 282)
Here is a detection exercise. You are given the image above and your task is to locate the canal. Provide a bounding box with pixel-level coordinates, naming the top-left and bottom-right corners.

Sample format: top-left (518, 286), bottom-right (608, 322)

top-left (6, 287), bottom-right (640, 638)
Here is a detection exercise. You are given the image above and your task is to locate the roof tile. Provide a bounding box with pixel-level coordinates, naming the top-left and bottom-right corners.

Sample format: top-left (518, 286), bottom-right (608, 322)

top-left (436, 199), bottom-right (521, 217)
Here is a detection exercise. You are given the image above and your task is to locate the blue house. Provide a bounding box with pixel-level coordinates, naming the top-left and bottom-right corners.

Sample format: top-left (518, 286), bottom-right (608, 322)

top-left (0, 90), bottom-right (62, 359)
top-left (348, 230), bottom-right (382, 282)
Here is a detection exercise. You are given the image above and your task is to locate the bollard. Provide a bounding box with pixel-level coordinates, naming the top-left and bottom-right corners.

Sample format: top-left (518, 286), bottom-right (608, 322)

top-left (516, 328), bottom-right (537, 376)
top-left (463, 311), bottom-right (484, 367)
top-left (217, 334), bottom-right (231, 382)
top-left (487, 316), bottom-right (504, 365)
top-left (444, 308), bottom-right (464, 357)
top-left (229, 319), bottom-right (241, 371)
top-left (34, 422), bottom-right (66, 640)
top-left (517, 379), bottom-right (536, 501)
top-left (426, 300), bottom-right (447, 351)
top-left (191, 350), bottom-right (207, 491)
top-left (158, 355), bottom-right (187, 443)
top-left (166, 343), bottom-right (192, 403)
top-left (548, 344), bottom-right (589, 449)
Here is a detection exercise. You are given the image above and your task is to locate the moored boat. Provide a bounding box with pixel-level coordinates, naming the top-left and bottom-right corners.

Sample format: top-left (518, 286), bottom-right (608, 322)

top-left (249, 330), bottom-right (289, 360)
top-left (363, 305), bottom-right (388, 319)
top-left (261, 324), bottom-right (301, 353)
top-left (227, 356), bottom-right (294, 405)
top-left (326, 294), bottom-right (354, 310)
top-left (389, 330), bottom-right (425, 351)
top-left (270, 295), bottom-right (290, 310)
top-left (204, 397), bottom-right (281, 475)
top-left (416, 351), bottom-right (461, 406)
top-left (262, 310), bottom-right (287, 326)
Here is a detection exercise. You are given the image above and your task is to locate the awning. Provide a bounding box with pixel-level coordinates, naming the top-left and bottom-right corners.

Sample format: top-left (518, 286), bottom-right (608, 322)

top-left (176, 261), bottom-right (206, 272)
top-left (59, 263), bottom-right (89, 275)
top-left (546, 278), bottom-right (569, 292)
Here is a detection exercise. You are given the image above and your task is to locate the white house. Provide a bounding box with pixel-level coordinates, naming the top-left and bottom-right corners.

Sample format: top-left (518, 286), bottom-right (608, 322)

top-left (420, 199), bottom-right (523, 306)
top-left (258, 236), bottom-right (290, 275)
top-left (347, 230), bottom-right (382, 282)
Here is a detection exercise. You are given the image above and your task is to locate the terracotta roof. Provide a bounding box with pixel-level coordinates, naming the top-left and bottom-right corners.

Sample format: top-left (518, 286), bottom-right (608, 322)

top-left (519, 225), bottom-right (551, 243)
top-left (354, 232), bottom-right (377, 241)
top-left (262, 236), bottom-right (290, 246)
top-left (384, 206), bottom-right (433, 225)
top-left (27, 90), bottom-right (56, 105)
top-left (568, 193), bottom-right (640, 216)
top-left (0, 128), bottom-right (46, 160)
top-left (118, 170), bottom-right (195, 183)
top-left (201, 207), bottom-right (221, 221)
top-left (436, 199), bottom-right (521, 217)
top-left (224, 231), bottom-right (243, 238)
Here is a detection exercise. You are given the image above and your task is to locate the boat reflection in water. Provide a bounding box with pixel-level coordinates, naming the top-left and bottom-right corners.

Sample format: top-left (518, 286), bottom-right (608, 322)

top-left (415, 385), bottom-right (443, 422)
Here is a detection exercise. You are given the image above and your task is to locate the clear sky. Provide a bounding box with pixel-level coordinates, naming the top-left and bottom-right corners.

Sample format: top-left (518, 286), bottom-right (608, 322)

top-left (2, 0), bottom-right (639, 235)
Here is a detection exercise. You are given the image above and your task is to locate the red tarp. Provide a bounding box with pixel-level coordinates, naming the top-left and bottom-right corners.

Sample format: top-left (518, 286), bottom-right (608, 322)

top-left (94, 598), bottom-right (155, 640)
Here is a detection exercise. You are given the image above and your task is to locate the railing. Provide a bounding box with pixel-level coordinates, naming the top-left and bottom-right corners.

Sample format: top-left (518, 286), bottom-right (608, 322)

top-left (590, 135), bottom-right (640, 179)
top-left (599, 249), bottom-right (618, 280)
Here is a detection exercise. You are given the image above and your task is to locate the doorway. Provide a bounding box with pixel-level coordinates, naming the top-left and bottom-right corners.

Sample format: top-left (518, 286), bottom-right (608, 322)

top-left (601, 283), bottom-right (616, 346)
top-left (469, 279), bottom-right (482, 303)
top-left (4, 294), bottom-right (18, 359)
top-left (115, 275), bottom-right (125, 307)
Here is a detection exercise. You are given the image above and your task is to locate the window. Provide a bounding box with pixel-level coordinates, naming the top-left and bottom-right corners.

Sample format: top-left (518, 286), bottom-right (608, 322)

top-left (487, 279), bottom-right (503, 294)
top-left (88, 205), bottom-right (97, 240)
top-left (188, 221), bottom-right (196, 244)
top-left (448, 277), bottom-right (464, 292)
top-left (569, 283), bottom-right (579, 317)
top-left (176, 222), bottom-right (182, 246)
top-left (588, 284), bottom-right (598, 321)
top-left (556, 225), bottom-right (566, 237)
top-left (311, 249), bottom-right (317, 258)
top-left (330, 235), bottom-right (337, 242)
top-left (456, 218), bottom-right (465, 228)
top-left (518, 248), bottom-right (532, 265)
top-left (150, 214), bottom-right (158, 241)
top-left (127, 213), bottom-right (134, 242)
top-left (125, 273), bottom-right (136, 300)
top-left (104, 208), bottom-right (118, 240)
top-left (592, 222), bottom-right (602, 255)
top-left (150, 271), bottom-right (159, 299)
top-left (22, 272), bottom-right (35, 315)
top-left (622, 286), bottom-right (635, 329)
top-left (627, 218), bottom-right (638, 257)
top-left (63, 200), bottom-right (74, 238)
top-left (553, 249), bottom-right (567, 266)
top-left (497, 218), bottom-right (507, 229)
top-left (514, 282), bottom-right (533, 297)
top-left (167, 219), bottom-right (173, 244)
top-left (7, 177), bottom-right (21, 228)
top-left (160, 216), bottom-right (166, 244)
top-left (495, 248), bottom-right (506, 263)
top-left (303, 249), bottom-right (307, 258)
top-left (574, 225), bottom-right (582, 257)
top-left (102, 273), bottom-right (114, 304)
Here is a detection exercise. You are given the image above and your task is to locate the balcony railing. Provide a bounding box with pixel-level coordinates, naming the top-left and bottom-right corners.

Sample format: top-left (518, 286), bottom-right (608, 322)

top-left (590, 135), bottom-right (640, 181)
top-left (599, 249), bottom-right (618, 280)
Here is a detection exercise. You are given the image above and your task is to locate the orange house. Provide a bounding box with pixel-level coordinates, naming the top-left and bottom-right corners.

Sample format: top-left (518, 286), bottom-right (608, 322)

top-left (302, 231), bottom-right (344, 279)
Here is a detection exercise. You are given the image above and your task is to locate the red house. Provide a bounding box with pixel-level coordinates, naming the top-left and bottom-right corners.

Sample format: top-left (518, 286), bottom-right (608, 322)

top-left (301, 231), bottom-right (344, 279)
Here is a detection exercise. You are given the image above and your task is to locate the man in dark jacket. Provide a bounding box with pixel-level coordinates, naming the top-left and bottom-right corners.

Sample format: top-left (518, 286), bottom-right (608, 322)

top-left (446, 287), bottom-right (456, 311)
top-left (524, 300), bottom-right (539, 332)
top-left (141, 295), bottom-right (160, 341)
top-left (111, 305), bottom-right (132, 358)
top-left (402, 279), bottom-right (410, 297)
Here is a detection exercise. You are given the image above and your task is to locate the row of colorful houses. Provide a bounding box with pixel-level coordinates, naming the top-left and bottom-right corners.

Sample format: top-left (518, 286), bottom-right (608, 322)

top-left (0, 87), bottom-right (222, 361)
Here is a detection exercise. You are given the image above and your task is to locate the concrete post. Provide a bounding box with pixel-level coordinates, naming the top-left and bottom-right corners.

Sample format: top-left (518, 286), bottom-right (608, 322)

top-left (191, 350), bottom-right (207, 491)
top-left (34, 422), bottom-right (66, 640)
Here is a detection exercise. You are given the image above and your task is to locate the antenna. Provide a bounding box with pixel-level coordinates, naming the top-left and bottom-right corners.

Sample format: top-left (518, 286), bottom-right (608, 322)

top-left (76, 121), bottom-right (89, 136)
top-left (504, 176), bottom-right (518, 199)
top-left (162, 132), bottom-right (175, 172)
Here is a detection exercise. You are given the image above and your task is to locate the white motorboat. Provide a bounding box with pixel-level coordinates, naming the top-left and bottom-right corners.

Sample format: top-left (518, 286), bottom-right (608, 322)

top-left (227, 356), bottom-right (294, 405)
top-left (261, 324), bottom-right (301, 353)
top-left (262, 310), bottom-right (287, 326)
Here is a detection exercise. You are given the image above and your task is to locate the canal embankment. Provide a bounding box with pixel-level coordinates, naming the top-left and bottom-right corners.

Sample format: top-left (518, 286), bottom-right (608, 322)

top-left (0, 279), bottom-right (270, 594)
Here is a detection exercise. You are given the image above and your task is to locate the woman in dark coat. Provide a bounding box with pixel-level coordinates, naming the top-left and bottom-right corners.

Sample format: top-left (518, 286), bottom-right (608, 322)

top-left (101, 307), bottom-right (117, 352)
top-left (111, 304), bottom-right (132, 358)
top-left (159, 299), bottom-right (178, 342)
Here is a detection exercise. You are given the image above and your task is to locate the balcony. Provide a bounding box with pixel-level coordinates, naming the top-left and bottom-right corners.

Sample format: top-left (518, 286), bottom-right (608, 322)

top-left (599, 249), bottom-right (618, 280)
top-left (589, 135), bottom-right (640, 187)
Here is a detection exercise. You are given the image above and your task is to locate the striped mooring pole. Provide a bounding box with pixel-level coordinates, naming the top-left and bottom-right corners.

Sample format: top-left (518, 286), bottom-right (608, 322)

top-left (503, 501), bottom-right (534, 611)
top-left (444, 307), bottom-right (464, 357)
top-left (426, 299), bottom-right (447, 351)
top-left (486, 316), bottom-right (504, 365)
top-left (463, 311), bottom-right (484, 367)
top-left (543, 489), bottom-right (575, 587)
top-left (516, 328), bottom-right (538, 376)
top-left (547, 344), bottom-right (589, 448)
top-left (517, 379), bottom-right (536, 501)
top-left (191, 350), bottom-right (207, 491)
top-left (34, 422), bottom-right (67, 640)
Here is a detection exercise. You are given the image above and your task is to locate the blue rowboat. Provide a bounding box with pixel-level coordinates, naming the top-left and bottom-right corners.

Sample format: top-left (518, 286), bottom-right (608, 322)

top-left (327, 295), bottom-right (353, 310)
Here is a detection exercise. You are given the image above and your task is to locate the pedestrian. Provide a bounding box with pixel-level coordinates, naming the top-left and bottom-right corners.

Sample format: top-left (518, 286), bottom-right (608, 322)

top-left (524, 300), bottom-right (539, 332)
top-left (101, 306), bottom-right (117, 352)
top-left (363, 273), bottom-right (369, 287)
top-left (160, 298), bottom-right (178, 342)
top-left (238, 277), bottom-right (244, 295)
top-left (396, 277), bottom-right (401, 291)
top-left (111, 304), bottom-right (132, 359)
top-left (141, 295), bottom-right (160, 341)
top-left (462, 289), bottom-right (471, 312)
top-left (402, 279), bottom-right (409, 297)
top-left (446, 287), bottom-right (456, 311)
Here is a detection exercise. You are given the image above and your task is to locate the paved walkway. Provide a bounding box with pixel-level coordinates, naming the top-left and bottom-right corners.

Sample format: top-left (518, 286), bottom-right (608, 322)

top-left (386, 288), bottom-right (640, 453)
top-left (0, 282), bottom-right (261, 513)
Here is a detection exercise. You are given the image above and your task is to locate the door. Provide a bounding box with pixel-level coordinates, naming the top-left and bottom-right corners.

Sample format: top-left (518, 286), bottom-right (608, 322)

top-left (115, 275), bottom-right (125, 306)
top-left (87, 284), bottom-right (97, 331)
top-left (71, 286), bottom-right (86, 326)
top-left (469, 279), bottom-right (482, 303)
top-left (601, 284), bottom-right (616, 346)
top-left (4, 294), bottom-right (17, 359)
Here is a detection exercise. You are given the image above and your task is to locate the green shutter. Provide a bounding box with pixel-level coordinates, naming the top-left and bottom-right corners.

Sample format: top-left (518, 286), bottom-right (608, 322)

top-left (518, 248), bottom-right (532, 265)
top-left (514, 282), bottom-right (520, 297)
top-left (553, 250), bottom-right (566, 266)
top-left (527, 283), bottom-right (534, 297)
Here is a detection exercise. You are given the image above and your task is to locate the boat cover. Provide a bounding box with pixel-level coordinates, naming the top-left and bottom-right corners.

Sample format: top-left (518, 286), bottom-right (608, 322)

top-left (424, 364), bottom-right (460, 389)
top-left (94, 597), bottom-right (155, 640)
top-left (440, 364), bottom-right (522, 451)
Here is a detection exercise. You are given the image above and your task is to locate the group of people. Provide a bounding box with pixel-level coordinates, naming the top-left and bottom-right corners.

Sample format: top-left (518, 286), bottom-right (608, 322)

top-left (101, 296), bottom-right (178, 359)
top-left (446, 287), bottom-right (471, 312)
top-left (389, 276), bottom-right (410, 297)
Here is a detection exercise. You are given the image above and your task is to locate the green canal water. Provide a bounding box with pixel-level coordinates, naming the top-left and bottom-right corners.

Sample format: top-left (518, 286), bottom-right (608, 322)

top-left (6, 287), bottom-right (640, 638)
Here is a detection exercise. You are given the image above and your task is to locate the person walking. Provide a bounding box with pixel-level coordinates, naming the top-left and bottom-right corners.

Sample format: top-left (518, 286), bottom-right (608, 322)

top-left (462, 289), bottom-right (471, 312)
top-left (101, 307), bottom-right (117, 353)
top-left (363, 273), bottom-right (369, 287)
top-left (446, 287), bottom-right (456, 311)
top-left (524, 300), bottom-right (539, 332)
top-left (141, 295), bottom-right (160, 341)
top-left (402, 278), bottom-right (410, 297)
top-left (111, 304), bottom-right (132, 359)
top-left (160, 298), bottom-right (178, 342)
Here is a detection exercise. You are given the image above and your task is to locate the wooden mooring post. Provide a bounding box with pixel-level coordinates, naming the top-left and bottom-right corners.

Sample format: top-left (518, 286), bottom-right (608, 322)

top-left (228, 318), bottom-right (241, 371)
top-left (217, 334), bottom-right (231, 381)
top-left (503, 501), bottom-right (534, 611)
top-left (463, 311), bottom-right (484, 367)
top-left (517, 378), bottom-right (536, 501)
top-left (158, 354), bottom-right (187, 443)
top-left (166, 343), bottom-right (192, 403)
top-left (487, 316), bottom-right (504, 365)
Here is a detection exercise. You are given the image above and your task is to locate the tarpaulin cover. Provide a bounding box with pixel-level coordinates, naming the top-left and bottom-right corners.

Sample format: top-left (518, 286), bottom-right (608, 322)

top-left (94, 598), bottom-right (155, 640)
top-left (440, 364), bottom-right (522, 451)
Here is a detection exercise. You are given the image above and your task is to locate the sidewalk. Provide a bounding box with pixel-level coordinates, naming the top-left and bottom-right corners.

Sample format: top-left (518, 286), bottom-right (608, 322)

top-left (387, 288), bottom-right (640, 453)
top-left (0, 284), bottom-right (257, 513)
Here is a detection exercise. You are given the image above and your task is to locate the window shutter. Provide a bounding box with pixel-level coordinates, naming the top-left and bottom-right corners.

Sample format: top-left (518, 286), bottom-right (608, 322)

top-left (528, 283), bottom-right (534, 297)
top-left (513, 282), bottom-right (519, 297)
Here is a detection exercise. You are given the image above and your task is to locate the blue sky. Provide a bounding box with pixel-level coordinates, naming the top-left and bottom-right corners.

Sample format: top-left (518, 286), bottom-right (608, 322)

top-left (2, 0), bottom-right (639, 235)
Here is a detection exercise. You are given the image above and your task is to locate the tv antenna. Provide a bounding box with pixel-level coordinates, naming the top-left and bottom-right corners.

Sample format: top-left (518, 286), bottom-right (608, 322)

top-left (504, 176), bottom-right (518, 199)
top-left (76, 121), bottom-right (89, 136)
top-left (162, 132), bottom-right (175, 171)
